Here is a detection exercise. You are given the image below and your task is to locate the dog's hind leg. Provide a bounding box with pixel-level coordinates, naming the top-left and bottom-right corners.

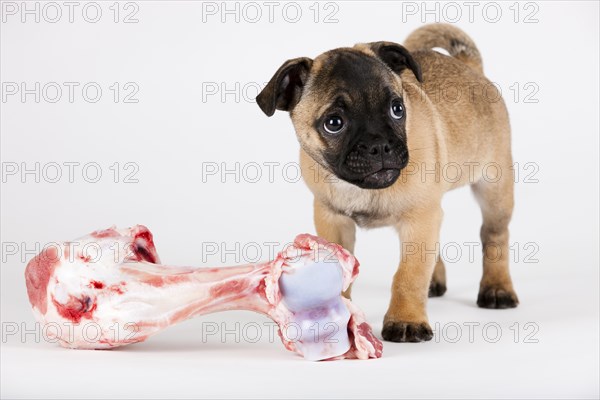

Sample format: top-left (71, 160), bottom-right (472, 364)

top-left (471, 170), bottom-right (519, 308)
top-left (429, 257), bottom-right (447, 297)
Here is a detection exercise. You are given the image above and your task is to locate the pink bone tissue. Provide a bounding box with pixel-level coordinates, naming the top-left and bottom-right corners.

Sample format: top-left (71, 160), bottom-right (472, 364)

top-left (24, 225), bottom-right (382, 361)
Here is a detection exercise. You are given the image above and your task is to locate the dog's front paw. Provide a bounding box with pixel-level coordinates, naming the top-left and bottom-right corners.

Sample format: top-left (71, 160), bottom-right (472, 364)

top-left (477, 286), bottom-right (519, 309)
top-left (382, 321), bottom-right (433, 343)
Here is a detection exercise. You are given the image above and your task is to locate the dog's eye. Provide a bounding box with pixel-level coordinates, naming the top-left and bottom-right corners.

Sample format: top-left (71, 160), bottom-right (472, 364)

top-left (323, 115), bottom-right (344, 134)
top-left (390, 100), bottom-right (404, 120)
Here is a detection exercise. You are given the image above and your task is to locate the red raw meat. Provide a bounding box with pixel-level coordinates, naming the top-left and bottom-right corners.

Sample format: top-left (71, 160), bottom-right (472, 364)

top-left (25, 225), bottom-right (382, 361)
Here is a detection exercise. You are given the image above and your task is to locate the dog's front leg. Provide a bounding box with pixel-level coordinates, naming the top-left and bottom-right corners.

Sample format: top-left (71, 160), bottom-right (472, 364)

top-left (383, 206), bottom-right (443, 342)
top-left (313, 198), bottom-right (356, 299)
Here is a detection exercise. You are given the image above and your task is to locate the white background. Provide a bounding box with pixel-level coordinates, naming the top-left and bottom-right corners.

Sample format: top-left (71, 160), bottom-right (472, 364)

top-left (1, 1), bottom-right (599, 398)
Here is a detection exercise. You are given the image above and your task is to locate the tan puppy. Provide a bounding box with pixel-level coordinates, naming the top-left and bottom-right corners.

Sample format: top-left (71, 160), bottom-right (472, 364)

top-left (256, 24), bottom-right (518, 343)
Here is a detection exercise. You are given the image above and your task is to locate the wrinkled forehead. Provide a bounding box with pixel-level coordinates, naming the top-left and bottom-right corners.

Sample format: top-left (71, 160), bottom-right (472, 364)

top-left (308, 49), bottom-right (401, 108)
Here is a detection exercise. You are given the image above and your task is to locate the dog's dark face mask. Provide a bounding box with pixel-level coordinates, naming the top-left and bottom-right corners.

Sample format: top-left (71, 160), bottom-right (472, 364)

top-left (256, 42), bottom-right (422, 190)
top-left (311, 51), bottom-right (414, 189)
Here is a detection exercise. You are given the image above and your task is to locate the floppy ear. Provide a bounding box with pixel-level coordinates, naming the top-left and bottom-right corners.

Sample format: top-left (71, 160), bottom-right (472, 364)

top-left (367, 42), bottom-right (423, 83)
top-left (256, 57), bottom-right (313, 117)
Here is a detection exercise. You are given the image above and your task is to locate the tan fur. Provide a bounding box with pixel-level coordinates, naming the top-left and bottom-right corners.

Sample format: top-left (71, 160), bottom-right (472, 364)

top-left (276, 24), bottom-right (518, 342)
top-left (404, 23), bottom-right (484, 73)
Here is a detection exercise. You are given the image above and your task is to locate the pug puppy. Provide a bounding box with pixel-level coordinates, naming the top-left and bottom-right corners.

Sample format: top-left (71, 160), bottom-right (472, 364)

top-left (256, 23), bottom-right (518, 343)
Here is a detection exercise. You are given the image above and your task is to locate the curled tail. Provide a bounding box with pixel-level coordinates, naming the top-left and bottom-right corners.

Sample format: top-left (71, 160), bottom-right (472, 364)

top-left (404, 23), bottom-right (483, 74)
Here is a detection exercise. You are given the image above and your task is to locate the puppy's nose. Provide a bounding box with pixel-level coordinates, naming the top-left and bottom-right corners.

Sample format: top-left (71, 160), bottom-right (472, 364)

top-left (368, 143), bottom-right (391, 156)
top-left (358, 139), bottom-right (392, 158)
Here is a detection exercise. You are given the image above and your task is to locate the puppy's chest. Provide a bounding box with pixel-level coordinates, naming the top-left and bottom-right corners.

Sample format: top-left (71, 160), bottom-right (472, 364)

top-left (326, 187), bottom-right (396, 228)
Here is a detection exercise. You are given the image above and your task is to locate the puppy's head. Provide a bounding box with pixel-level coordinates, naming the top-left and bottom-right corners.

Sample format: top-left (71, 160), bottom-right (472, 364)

top-left (257, 42), bottom-right (422, 189)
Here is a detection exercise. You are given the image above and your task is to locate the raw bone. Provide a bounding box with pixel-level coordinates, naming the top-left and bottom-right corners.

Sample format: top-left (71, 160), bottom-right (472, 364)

top-left (25, 225), bottom-right (382, 361)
